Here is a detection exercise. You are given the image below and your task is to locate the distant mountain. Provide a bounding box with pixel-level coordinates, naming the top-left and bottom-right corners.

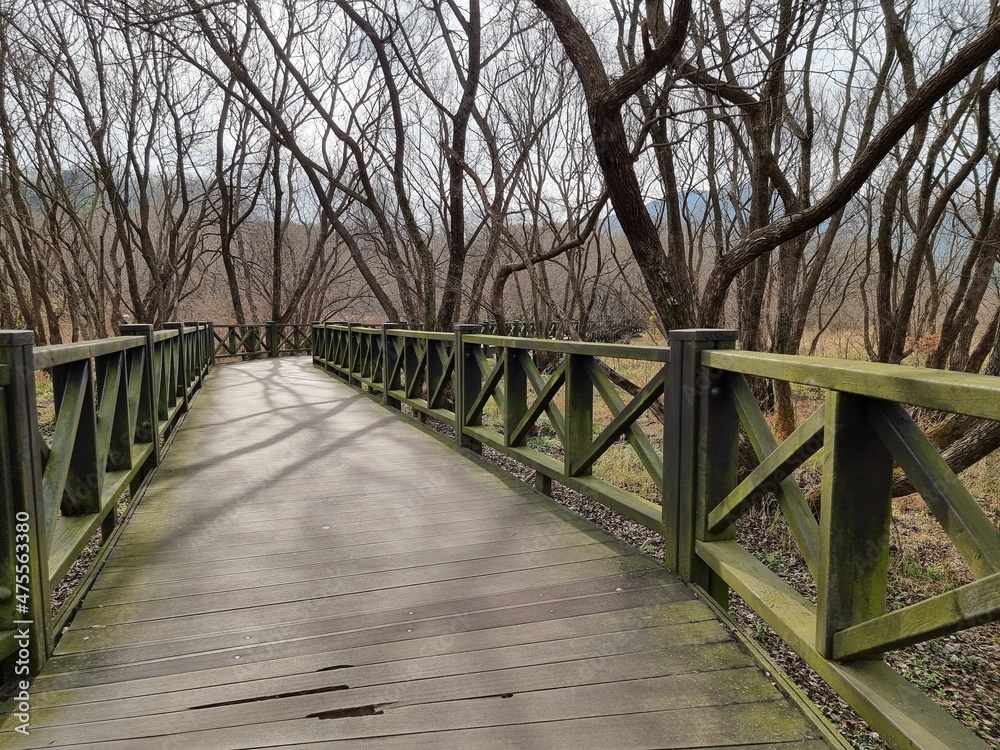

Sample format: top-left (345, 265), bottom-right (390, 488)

top-left (604, 190), bottom-right (719, 235)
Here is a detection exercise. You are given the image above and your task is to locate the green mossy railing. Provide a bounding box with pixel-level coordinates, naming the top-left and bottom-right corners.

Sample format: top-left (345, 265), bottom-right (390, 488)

top-left (0, 323), bottom-right (212, 676)
top-left (1, 319), bottom-right (996, 749)
top-left (313, 322), bottom-right (999, 750)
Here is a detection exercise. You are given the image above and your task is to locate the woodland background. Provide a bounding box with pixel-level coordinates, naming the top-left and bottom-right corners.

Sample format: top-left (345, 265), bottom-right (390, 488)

top-left (1, 0), bottom-right (999, 447)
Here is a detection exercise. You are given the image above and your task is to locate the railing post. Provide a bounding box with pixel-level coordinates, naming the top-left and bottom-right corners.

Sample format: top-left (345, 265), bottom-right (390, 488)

top-left (454, 324), bottom-right (483, 453)
top-left (816, 392), bottom-right (893, 658)
top-left (207, 322), bottom-right (216, 366)
top-left (309, 321), bottom-right (322, 362)
top-left (664, 329), bottom-right (738, 602)
top-left (403, 330), bottom-right (419, 405)
top-left (266, 320), bottom-right (279, 359)
top-left (119, 324), bottom-right (161, 469)
top-left (346, 322), bottom-right (357, 386)
top-left (382, 323), bottom-right (405, 409)
top-left (163, 323), bottom-right (189, 414)
top-left (426, 339), bottom-right (444, 413)
top-left (0, 331), bottom-right (52, 675)
top-left (198, 321), bottom-right (212, 373)
top-left (563, 352), bottom-right (592, 480)
top-left (185, 322), bottom-right (205, 391)
top-left (310, 322), bottom-right (321, 367)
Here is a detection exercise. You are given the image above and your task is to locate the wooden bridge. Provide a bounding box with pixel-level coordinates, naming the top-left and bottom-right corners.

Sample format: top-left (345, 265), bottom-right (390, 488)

top-left (0, 323), bottom-right (997, 749)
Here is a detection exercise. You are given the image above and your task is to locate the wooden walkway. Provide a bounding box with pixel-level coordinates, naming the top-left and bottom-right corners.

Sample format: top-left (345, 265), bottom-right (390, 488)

top-left (1, 358), bottom-right (832, 749)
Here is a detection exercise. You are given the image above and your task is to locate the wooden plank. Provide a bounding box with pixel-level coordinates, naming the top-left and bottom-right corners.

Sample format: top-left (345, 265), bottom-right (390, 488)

top-left (4, 671), bottom-right (808, 749)
top-left (28, 602), bottom-right (716, 705)
top-left (464, 333), bottom-right (670, 362)
top-left (105, 504), bottom-right (578, 558)
top-left (115, 493), bottom-right (555, 541)
top-left (123, 486), bottom-right (543, 527)
top-left (91, 529), bottom-right (612, 593)
top-left (104, 515), bottom-right (597, 569)
top-left (294, 735), bottom-right (831, 750)
top-left (68, 553), bottom-right (656, 632)
top-left (96, 524), bottom-right (610, 584)
top-left (131, 469), bottom-right (530, 498)
top-left (20, 625), bottom-right (744, 726)
top-left (32, 336), bottom-right (145, 370)
top-left (59, 555), bottom-right (660, 649)
top-left (37, 575), bottom-right (694, 688)
top-left (81, 542), bottom-right (625, 609)
top-left (101, 516), bottom-right (596, 571)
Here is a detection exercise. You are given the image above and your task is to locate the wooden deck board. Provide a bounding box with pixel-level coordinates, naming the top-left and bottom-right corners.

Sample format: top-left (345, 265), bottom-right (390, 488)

top-left (0, 357), bottom-right (832, 748)
top-left (37, 572), bottom-right (687, 683)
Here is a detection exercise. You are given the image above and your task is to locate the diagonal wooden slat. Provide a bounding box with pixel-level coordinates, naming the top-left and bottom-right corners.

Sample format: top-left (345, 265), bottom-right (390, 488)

top-left (387, 339), bottom-right (405, 392)
top-left (708, 405), bottom-right (825, 534)
top-left (475, 346), bottom-right (505, 413)
top-left (729, 374), bottom-right (821, 577)
top-left (696, 537), bottom-right (987, 750)
top-left (521, 351), bottom-right (567, 443)
top-left (869, 401), bottom-right (1000, 579)
top-left (371, 337), bottom-right (385, 384)
top-left (429, 346), bottom-right (455, 410)
top-left (832, 570), bottom-right (1000, 660)
top-left (213, 330), bottom-right (233, 356)
top-left (95, 352), bottom-right (132, 473)
top-left (509, 356), bottom-right (566, 447)
top-left (235, 327), bottom-right (260, 355)
top-left (125, 348), bottom-right (144, 441)
top-left (575, 359), bottom-right (664, 487)
top-left (94, 353), bottom-right (123, 473)
top-left (40, 361), bottom-right (89, 537)
top-left (467, 357), bottom-right (505, 424)
top-left (65, 362), bottom-right (99, 511)
top-left (406, 342), bottom-right (428, 400)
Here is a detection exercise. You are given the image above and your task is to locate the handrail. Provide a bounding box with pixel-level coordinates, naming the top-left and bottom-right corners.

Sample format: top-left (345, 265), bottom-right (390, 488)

top-left (32, 336), bottom-right (146, 370)
top-left (312, 322), bottom-right (997, 750)
top-left (703, 349), bottom-right (1000, 421)
top-left (0, 322), bottom-right (213, 678)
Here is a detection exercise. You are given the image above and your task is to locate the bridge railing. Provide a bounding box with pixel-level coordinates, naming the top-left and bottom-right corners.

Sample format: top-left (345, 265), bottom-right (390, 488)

top-left (213, 322), bottom-right (312, 360)
top-left (0, 322), bottom-right (212, 676)
top-left (681, 338), bottom-right (1000, 750)
top-left (313, 322), bottom-right (998, 750)
top-left (313, 324), bottom-right (668, 535)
